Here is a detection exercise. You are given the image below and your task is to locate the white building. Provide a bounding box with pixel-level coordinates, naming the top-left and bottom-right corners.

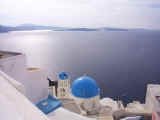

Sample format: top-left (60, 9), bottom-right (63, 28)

top-left (145, 84), bottom-right (160, 120)
top-left (0, 51), bottom-right (48, 103)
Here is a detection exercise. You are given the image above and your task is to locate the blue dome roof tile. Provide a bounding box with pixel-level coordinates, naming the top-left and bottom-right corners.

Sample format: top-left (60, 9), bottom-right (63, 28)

top-left (71, 76), bottom-right (99, 98)
top-left (58, 72), bottom-right (69, 80)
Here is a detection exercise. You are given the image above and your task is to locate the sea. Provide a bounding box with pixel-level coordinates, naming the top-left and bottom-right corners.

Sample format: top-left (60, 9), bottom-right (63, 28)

top-left (0, 30), bottom-right (160, 104)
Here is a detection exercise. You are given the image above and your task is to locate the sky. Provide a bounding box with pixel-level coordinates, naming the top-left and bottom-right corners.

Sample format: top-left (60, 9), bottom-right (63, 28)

top-left (0, 0), bottom-right (160, 29)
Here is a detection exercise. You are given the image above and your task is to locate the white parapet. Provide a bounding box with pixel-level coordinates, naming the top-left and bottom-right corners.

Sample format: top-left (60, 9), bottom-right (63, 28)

top-left (0, 70), bottom-right (26, 95)
top-left (48, 107), bottom-right (95, 120)
top-left (0, 70), bottom-right (50, 120)
top-left (125, 101), bottom-right (149, 113)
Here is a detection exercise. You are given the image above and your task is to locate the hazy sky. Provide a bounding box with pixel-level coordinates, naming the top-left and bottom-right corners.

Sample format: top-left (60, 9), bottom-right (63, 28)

top-left (0, 0), bottom-right (160, 28)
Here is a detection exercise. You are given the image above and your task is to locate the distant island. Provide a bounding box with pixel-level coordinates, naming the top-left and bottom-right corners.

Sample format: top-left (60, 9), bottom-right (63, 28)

top-left (0, 24), bottom-right (153, 33)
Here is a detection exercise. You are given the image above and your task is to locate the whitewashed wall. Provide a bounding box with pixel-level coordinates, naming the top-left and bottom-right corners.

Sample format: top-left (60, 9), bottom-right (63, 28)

top-left (27, 68), bottom-right (48, 103)
top-left (0, 54), bottom-right (48, 103)
top-left (0, 70), bottom-right (50, 120)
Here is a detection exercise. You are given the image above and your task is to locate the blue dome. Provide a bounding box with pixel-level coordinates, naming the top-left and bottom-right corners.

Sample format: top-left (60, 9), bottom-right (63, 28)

top-left (71, 76), bottom-right (99, 99)
top-left (58, 72), bottom-right (69, 80)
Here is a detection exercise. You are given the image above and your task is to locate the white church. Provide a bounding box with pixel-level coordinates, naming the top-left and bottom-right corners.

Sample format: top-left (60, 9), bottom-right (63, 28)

top-left (48, 73), bottom-right (103, 116)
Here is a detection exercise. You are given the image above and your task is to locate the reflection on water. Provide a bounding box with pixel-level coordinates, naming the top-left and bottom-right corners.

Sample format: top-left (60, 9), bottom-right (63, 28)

top-left (0, 30), bottom-right (160, 104)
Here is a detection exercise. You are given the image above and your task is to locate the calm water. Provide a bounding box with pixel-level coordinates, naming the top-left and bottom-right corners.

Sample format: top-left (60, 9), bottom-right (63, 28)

top-left (1, 30), bottom-right (160, 104)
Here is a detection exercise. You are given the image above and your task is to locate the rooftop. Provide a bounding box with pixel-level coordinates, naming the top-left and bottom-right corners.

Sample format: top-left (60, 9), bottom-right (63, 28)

top-left (71, 76), bottom-right (99, 98)
top-left (0, 51), bottom-right (22, 59)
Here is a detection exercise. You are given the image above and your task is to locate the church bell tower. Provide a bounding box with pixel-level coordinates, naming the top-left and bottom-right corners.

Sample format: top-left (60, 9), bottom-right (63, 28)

top-left (57, 72), bottom-right (70, 98)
